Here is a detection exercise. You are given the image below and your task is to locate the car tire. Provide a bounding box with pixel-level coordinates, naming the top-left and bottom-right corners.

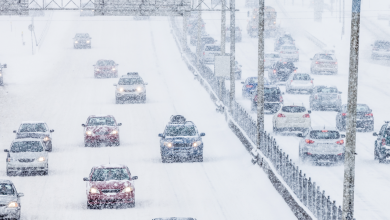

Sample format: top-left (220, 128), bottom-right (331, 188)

top-left (197, 155), bottom-right (203, 162)
top-left (6, 168), bottom-right (12, 176)
top-left (379, 156), bottom-right (386, 163)
top-left (374, 146), bottom-right (379, 160)
top-left (273, 123), bottom-right (279, 134)
top-left (115, 98), bottom-right (121, 104)
top-left (47, 141), bottom-right (53, 152)
top-left (308, 89), bottom-right (313, 94)
top-left (115, 140), bottom-right (120, 146)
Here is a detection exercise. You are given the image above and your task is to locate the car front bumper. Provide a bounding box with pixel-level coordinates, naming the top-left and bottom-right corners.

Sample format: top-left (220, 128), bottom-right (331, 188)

top-left (161, 146), bottom-right (203, 158)
top-left (116, 92), bottom-right (145, 100)
top-left (304, 152), bottom-right (344, 162)
top-left (0, 207), bottom-right (20, 219)
top-left (88, 194), bottom-right (135, 206)
top-left (356, 119), bottom-right (374, 129)
top-left (85, 134), bottom-right (119, 143)
top-left (7, 161), bottom-right (48, 171)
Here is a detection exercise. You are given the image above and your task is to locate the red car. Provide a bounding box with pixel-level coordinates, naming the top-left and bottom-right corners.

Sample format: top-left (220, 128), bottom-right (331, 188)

top-left (83, 164), bottom-right (138, 209)
top-left (82, 115), bottom-right (122, 147)
top-left (93, 60), bottom-right (118, 78)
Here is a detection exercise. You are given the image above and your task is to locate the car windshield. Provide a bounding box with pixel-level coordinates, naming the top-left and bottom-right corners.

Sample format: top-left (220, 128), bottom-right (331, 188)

top-left (317, 54), bottom-right (335, 60)
top-left (11, 141), bottom-right (43, 153)
top-left (310, 130), bottom-right (340, 139)
top-left (19, 123), bottom-right (47, 132)
top-left (0, 184), bottom-right (14, 195)
top-left (205, 46), bottom-right (220, 51)
top-left (282, 46), bottom-right (296, 50)
top-left (293, 74), bottom-right (311, 80)
top-left (275, 62), bottom-right (295, 69)
top-left (265, 54), bottom-right (280, 58)
top-left (87, 117), bottom-right (116, 126)
top-left (282, 106), bottom-right (306, 113)
top-left (374, 41), bottom-right (390, 49)
top-left (202, 38), bottom-right (215, 44)
top-left (246, 77), bottom-right (257, 84)
top-left (164, 125), bottom-right (197, 136)
top-left (75, 33), bottom-right (89, 38)
top-left (264, 87), bottom-right (280, 94)
top-left (118, 78), bottom-right (144, 85)
top-left (91, 168), bottom-right (130, 181)
top-left (356, 105), bottom-right (370, 112)
top-left (280, 36), bottom-right (294, 42)
top-left (97, 60), bottom-right (115, 66)
top-left (317, 87), bottom-right (338, 93)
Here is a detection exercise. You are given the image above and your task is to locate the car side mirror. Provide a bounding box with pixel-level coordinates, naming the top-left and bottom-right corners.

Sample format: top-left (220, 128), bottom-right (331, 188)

top-left (158, 133), bottom-right (164, 137)
top-left (341, 134), bottom-right (346, 138)
top-left (13, 130), bottom-right (16, 133)
top-left (50, 129), bottom-right (54, 133)
top-left (4, 149), bottom-right (9, 152)
top-left (17, 193), bottom-right (24, 197)
top-left (373, 132), bottom-right (378, 136)
top-left (308, 110), bottom-right (312, 114)
top-left (45, 149), bottom-right (50, 151)
top-left (282, 92), bottom-right (285, 95)
top-left (82, 124), bottom-right (86, 127)
top-left (200, 133), bottom-right (205, 136)
top-left (117, 123), bottom-right (122, 126)
top-left (113, 83), bottom-right (117, 86)
top-left (2, 64), bottom-right (7, 68)
top-left (338, 91), bottom-right (342, 94)
top-left (241, 82), bottom-right (244, 84)
top-left (83, 177), bottom-right (89, 181)
top-left (131, 176), bottom-right (138, 180)
top-left (297, 133), bottom-right (303, 138)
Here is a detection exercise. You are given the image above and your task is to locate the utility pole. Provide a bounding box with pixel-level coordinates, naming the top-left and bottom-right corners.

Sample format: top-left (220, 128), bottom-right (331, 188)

top-left (342, 0), bottom-right (345, 37)
top-left (221, 0), bottom-right (226, 55)
top-left (182, 11), bottom-right (188, 51)
top-left (196, 2), bottom-right (202, 68)
top-left (257, 0), bottom-right (265, 149)
top-left (342, 0), bottom-right (361, 220)
top-left (229, 0), bottom-right (235, 114)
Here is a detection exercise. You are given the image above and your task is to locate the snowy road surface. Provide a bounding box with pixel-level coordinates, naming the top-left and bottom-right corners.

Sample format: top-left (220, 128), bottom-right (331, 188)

top-left (0, 11), bottom-right (296, 220)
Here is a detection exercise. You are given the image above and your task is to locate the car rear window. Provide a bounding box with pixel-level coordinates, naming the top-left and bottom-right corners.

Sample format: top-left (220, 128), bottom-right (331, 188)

top-left (317, 87), bottom-right (338, 93)
top-left (293, 74), bottom-right (310, 80)
top-left (282, 46), bottom-right (296, 50)
top-left (97, 60), bottom-right (115, 66)
top-left (310, 130), bottom-right (340, 139)
top-left (317, 54), bottom-right (335, 60)
top-left (11, 141), bottom-right (43, 153)
top-left (275, 62), bottom-right (295, 69)
top-left (264, 87), bottom-right (280, 94)
top-left (88, 117), bottom-right (115, 126)
top-left (265, 54), bottom-right (280, 58)
top-left (0, 184), bottom-right (14, 195)
top-left (19, 123), bottom-right (47, 132)
top-left (282, 106), bottom-right (306, 113)
top-left (374, 41), bottom-right (390, 49)
top-left (356, 104), bottom-right (370, 112)
top-left (165, 125), bottom-right (197, 136)
top-left (246, 77), bottom-right (258, 84)
top-left (91, 168), bottom-right (130, 181)
top-left (118, 78), bottom-right (144, 85)
top-left (205, 46), bottom-right (220, 51)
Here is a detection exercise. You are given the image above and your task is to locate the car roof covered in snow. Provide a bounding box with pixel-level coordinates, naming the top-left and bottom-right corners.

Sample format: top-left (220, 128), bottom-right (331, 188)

top-left (20, 121), bottom-right (46, 124)
top-left (92, 164), bottom-right (128, 169)
top-left (121, 72), bottom-right (141, 78)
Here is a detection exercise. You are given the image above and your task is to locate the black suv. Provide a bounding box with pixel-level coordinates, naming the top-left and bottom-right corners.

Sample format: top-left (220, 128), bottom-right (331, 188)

top-left (373, 121), bottom-right (390, 163)
top-left (336, 104), bottom-right (374, 131)
top-left (158, 115), bottom-right (205, 163)
top-left (268, 61), bottom-right (297, 84)
top-left (73, 33), bottom-right (91, 49)
top-left (251, 85), bottom-right (284, 113)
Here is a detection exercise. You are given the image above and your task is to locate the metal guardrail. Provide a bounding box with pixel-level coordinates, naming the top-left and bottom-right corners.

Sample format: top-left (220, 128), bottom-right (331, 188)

top-left (170, 16), bottom-right (345, 220)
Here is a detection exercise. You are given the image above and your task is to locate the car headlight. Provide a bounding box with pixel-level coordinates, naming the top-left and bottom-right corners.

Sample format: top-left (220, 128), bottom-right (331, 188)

top-left (43, 136), bottom-right (50, 142)
top-left (193, 141), bottom-right (202, 147)
top-left (86, 131), bottom-right (92, 136)
top-left (137, 87), bottom-right (142, 92)
top-left (95, 69), bottom-right (100, 71)
top-left (110, 130), bottom-right (118, 135)
top-left (164, 142), bottom-right (173, 148)
top-left (7, 202), bottom-right (18, 208)
top-left (112, 68), bottom-right (115, 70)
top-left (38, 157), bottom-right (45, 162)
top-left (118, 87), bottom-right (124, 92)
top-left (121, 187), bottom-right (133, 193)
top-left (0, 73), bottom-right (2, 76)
top-left (89, 187), bottom-right (99, 194)
top-left (87, 41), bottom-right (90, 43)
top-left (75, 41), bottom-right (78, 43)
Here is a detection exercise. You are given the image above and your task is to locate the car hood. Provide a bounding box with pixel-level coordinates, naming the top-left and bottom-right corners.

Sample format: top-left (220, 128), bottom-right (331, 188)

top-left (0, 196), bottom-right (18, 205)
top-left (16, 132), bottom-right (48, 139)
top-left (116, 85), bottom-right (144, 90)
top-left (163, 136), bottom-right (200, 143)
top-left (90, 180), bottom-right (132, 190)
top-left (85, 126), bottom-right (118, 134)
top-left (10, 151), bottom-right (47, 159)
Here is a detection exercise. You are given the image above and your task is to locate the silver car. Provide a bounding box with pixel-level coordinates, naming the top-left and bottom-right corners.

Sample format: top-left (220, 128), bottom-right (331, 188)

top-left (0, 180), bottom-right (24, 220)
top-left (298, 127), bottom-right (345, 164)
top-left (279, 44), bottom-right (299, 62)
top-left (5, 138), bottom-right (49, 176)
top-left (13, 121), bottom-right (54, 152)
top-left (264, 53), bottom-right (281, 69)
top-left (114, 72), bottom-right (147, 104)
top-left (286, 73), bottom-right (314, 94)
top-left (201, 44), bottom-right (221, 63)
top-left (371, 40), bottom-right (390, 60)
top-left (310, 53), bottom-right (338, 74)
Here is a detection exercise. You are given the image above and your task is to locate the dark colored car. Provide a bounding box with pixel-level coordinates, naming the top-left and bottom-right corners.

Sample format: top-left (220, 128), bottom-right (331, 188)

top-left (310, 86), bottom-right (342, 111)
top-left (158, 115), bottom-right (205, 163)
top-left (13, 121), bottom-right (54, 152)
top-left (251, 85), bottom-right (284, 113)
top-left (336, 104), bottom-right (374, 131)
top-left (83, 164), bottom-right (138, 209)
top-left (93, 60), bottom-right (118, 78)
top-left (73, 33), bottom-right (91, 49)
top-left (0, 63), bottom-right (7, 85)
top-left (82, 115), bottom-right (122, 147)
top-left (241, 77), bottom-right (270, 99)
top-left (373, 121), bottom-right (390, 163)
top-left (268, 61), bottom-right (297, 84)
top-left (274, 34), bottom-right (295, 51)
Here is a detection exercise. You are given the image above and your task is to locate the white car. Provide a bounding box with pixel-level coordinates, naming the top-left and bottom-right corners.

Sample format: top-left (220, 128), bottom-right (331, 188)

top-left (285, 73), bottom-right (314, 94)
top-left (114, 72), bottom-right (147, 103)
top-left (264, 53), bottom-right (281, 69)
top-left (279, 44), bottom-right (299, 62)
top-left (13, 121), bottom-right (54, 152)
top-left (202, 44), bottom-right (221, 63)
top-left (298, 127), bottom-right (345, 164)
top-left (0, 180), bottom-right (24, 220)
top-left (310, 53), bottom-right (338, 74)
top-left (272, 104), bottom-right (311, 133)
top-left (371, 40), bottom-right (390, 60)
top-left (5, 138), bottom-right (49, 176)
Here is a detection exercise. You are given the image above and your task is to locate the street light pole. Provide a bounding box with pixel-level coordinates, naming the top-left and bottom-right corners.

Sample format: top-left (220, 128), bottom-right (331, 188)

top-left (342, 0), bottom-right (361, 219)
top-left (221, 0), bottom-right (226, 55)
top-left (257, 0), bottom-right (264, 149)
top-left (229, 0), bottom-right (235, 114)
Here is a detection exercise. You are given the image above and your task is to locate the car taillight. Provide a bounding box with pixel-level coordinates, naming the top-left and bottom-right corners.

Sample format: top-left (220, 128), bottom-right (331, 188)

top-left (277, 113), bottom-right (286, 117)
top-left (296, 51), bottom-right (299, 53)
top-left (336, 140), bottom-right (344, 145)
top-left (335, 62), bottom-right (338, 65)
top-left (279, 96), bottom-right (283, 103)
top-left (254, 95), bottom-right (258, 102)
top-left (246, 85), bottom-right (253, 88)
top-left (310, 80), bottom-right (313, 84)
top-left (303, 114), bottom-right (310, 118)
top-left (315, 61), bottom-right (319, 64)
top-left (315, 95), bottom-right (318, 99)
top-left (290, 80), bottom-right (293, 83)
top-left (294, 70), bottom-right (297, 73)
top-left (203, 52), bottom-right (205, 55)
top-left (382, 139), bottom-right (386, 146)
top-left (365, 113), bottom-right (373, 117)
top-left (305, 139), bottom-right (315, 144)
top-left (264, 59), bottom-right (266, 62)
top-left (280, 51), bottom-right (284, 54)
top-left (342, 113), bottom-right (347, 116)
top-left (337, 95), bottom-right (341, 99)
top-left (273, 70), bottom-right (276, 74)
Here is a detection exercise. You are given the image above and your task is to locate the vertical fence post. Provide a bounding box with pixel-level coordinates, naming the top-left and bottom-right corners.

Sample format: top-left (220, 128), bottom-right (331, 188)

top-left (327, 196), bottom-right (331, 220)
top-left (303, 174), bottom-right (307, 206)
top-left (308, 177), bottom-right (312, 210)
top-left (332, 201), bottom-right (337, 220)
top-left (312, 182), bottom-right (317, 217)
top-left (322, 191), bottom-right (327, 220)
top-left (317, 186), bottom-right (322, 219)
top-left (299, 170), bottom-right (303, 201)
top-left (338, 206), bottom-right (342, 220)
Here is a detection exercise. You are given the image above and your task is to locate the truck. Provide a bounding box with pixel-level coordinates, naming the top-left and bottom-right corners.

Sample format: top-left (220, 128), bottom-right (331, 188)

top-left (246, 6), bottom-right (278, 38)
